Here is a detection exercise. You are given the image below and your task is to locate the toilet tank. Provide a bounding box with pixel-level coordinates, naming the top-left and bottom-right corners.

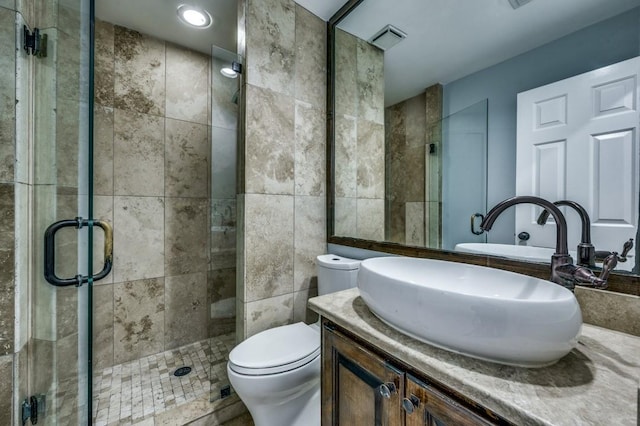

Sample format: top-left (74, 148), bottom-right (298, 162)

top-left (316, 254), bottom-right (361, 296)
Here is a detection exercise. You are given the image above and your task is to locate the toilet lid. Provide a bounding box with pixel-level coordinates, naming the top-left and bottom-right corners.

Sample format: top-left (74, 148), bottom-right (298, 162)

top-left (228, 322), bottom-right (320, 375)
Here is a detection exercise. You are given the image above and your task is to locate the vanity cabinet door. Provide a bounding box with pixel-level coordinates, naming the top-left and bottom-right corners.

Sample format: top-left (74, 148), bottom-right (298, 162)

top-left (322, 322), bottom-right (404, 426)
top-left (404, 375), bottom-right (501, 426)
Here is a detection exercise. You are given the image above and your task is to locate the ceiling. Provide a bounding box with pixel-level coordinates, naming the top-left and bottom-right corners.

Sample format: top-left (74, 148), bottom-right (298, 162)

top-left (95, 0), bottom-right (238, 54)
top-left (338, 0), bottom-right (640, 106)
top-left (95, 0), bottom-right (347, 56)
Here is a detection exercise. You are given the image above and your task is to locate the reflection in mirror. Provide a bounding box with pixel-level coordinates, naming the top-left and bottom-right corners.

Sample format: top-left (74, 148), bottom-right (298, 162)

top-left (331, 0), bottom-right (640, 276)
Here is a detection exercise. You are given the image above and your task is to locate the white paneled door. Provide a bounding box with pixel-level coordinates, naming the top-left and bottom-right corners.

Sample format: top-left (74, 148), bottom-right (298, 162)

top-left (516, 57), bottom-right (639, 268)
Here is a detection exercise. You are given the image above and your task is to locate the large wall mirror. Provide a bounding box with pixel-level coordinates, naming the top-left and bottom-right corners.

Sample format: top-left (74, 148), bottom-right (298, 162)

top-left (328, 0), bottom-right (640, 285)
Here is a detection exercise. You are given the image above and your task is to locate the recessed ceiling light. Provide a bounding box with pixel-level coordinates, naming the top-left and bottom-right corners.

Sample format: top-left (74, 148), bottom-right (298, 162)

top-left (220, 67), bottom-right (238, 79)
top-left (177, 4), bottom-right (212, 28)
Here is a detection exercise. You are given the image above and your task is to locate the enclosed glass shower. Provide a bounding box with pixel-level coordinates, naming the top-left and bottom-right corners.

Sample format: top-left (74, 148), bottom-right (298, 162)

top-left (15, 0), bottom-right (240, 424)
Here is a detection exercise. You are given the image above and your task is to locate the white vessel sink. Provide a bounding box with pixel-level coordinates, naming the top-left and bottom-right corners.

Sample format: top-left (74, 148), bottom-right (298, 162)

top-left (357, 257), bottom-right (582, 368)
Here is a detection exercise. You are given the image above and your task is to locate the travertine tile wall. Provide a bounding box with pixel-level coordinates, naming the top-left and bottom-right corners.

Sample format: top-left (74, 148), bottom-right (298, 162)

top-left (237, 0), bottom-right (327, 339)
top-left (385, 84), bottom-right (443, 248)
top-left (385, 94), bottom-right (427, 245)
top-left (92, 21), bottom-right (237, 369)
top-left (333, 28), bottom-right (385, 241)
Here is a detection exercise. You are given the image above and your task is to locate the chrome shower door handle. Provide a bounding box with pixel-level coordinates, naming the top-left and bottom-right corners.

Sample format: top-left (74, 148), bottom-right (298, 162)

top-left (44, 217), bottom-right (113, 287)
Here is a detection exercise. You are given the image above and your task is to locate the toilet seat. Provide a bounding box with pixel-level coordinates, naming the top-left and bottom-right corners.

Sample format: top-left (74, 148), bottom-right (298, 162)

top-left (228, 322), bottom-right (320, 376)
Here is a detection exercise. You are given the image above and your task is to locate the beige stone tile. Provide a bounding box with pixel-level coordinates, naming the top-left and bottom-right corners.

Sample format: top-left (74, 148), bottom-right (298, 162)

top-left (35, 0), bottom-right (56, 28)
top-left (334, 197), bottom-right (357, 238)
top-left (357, 38), bottom-right (384, 124)
top-left (165, 198), bottom-right (209, 276)
top-left (165, 272), bottom-right (208, 349)
top-left (114, 25), bottom-right (165, 116)
top-left (56, 98), bottom-right (80, 188)
top-left (29, 338), bottom-right (54, 396)
top-left (334, 29), bottom-right (357, 117)
top-left (294, 5), bottom-right (326, 108)
top-left (15, 12), bottom-right (29, 185)
top-left (387, 201), bottom-right (406, 244)
top-left (357, 198), bottom-right (385, 241)
top-left (245, 293), bottom-right (294, 337)
top-left (56, 286), bottom-right (77, 339)
top-left (245, 85), bottom-right (295, 195)
top-left (211, 126), bottom-right (237, 199)
top-left (0, 247), bottom-right (14, 355)
top-left (166, 44), bottom-right (209, 124)
top-left (33, 29), bottom-right (56, 185)
top-left (334, 114), bottom-right (357, 198)
top-left (294, 196), bottom-right (325, 292)
top-left (93, 283), bottom-right (114, 371)
top-left (165, 119), bottom-right (209, 198)
top-left (113, 109), bottom-right (164, 196)
top-left (293, 287), bottom-right (318, 324)
top-left (14, 183), bottom-right (28, 348)
top-left (208, 268), bottom-right (236, 337)
top-left (294, 101), bottom-right (325, 197)
top-left (55, 332), bottom-right (78, 382)
top-left (405, 202), bottom-right (425, 246)
top-left (246, 0), bottom-right (295, 96)
top-left (244, 194), bottom-right (294, 302)
top-left (0, 183), bottom-right (14, 250)
top-left (93, 195), bottom-right (114, 284)
top-left (357, 119), bottom-right (385, 199)
top-left (113, 196), bottom-right (164, 282)
top-left (0, 355), bottom-right (12, 425)
top-left (211, 57), bottom-right (239, 130)
top-left (95, 20), bottom-right (114, 107)
top-left (56, 29), bottom-right (81, 102)
top-left (113, 277), bottom-right (165, 364)
top-left (575, 288), bottom-right (640, 337)
top-left (427, 201), bottom-right (441, 248)
top-left (94, 105), bottom-right (114, 196)
top-left (0, 0), bottom-right (14, 11)
top-left (0, 8), bottom-right (15, 183)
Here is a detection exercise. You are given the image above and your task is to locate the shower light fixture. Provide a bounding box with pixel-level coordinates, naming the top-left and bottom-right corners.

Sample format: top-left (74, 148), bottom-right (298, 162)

top-left (177, 4), bottom-right (212, 28)
top-left (220, 61), bottom-right (242, 79)
top-left (221, 67), bottom-right (238, 78)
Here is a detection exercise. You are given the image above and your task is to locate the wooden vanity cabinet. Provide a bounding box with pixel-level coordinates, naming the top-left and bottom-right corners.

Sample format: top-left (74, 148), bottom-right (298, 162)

top-left (322, 321), bottom-right (511, 426)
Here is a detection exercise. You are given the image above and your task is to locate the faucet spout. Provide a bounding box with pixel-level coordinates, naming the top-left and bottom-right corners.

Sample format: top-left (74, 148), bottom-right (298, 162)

top-left (480, 196), bottom-right (569, 255)
top-left (537, 200), bottom-right (594, 267)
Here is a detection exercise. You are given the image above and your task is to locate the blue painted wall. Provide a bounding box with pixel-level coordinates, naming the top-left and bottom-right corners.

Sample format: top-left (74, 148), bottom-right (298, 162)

top-left (443, 7), bottom-right (640, 244)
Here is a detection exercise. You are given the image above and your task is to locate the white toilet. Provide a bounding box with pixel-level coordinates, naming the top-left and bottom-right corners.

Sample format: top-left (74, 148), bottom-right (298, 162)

top-left (227, 254), bottom-right (361, 426)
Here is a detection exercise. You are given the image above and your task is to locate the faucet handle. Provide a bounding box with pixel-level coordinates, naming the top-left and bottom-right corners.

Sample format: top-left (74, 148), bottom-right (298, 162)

top-left (619, 238), bottom-right (634, 261)
top-left (598, 252), bottom-right (618, 285)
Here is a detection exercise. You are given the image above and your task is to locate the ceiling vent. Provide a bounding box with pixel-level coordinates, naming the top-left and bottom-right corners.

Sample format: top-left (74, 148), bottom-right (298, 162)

top-left (369, 25), bottom-right (407, 51)
top-left (508, 0), bottom-right (533, 9)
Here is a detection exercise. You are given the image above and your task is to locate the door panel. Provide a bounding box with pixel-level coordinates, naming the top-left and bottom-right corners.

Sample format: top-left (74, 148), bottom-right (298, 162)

top-left (28, 0), bottom-right (94, 424)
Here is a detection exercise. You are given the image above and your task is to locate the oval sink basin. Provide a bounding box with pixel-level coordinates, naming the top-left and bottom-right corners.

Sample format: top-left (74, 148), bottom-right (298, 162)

top-left (358, 257), bottom-right (582, 368)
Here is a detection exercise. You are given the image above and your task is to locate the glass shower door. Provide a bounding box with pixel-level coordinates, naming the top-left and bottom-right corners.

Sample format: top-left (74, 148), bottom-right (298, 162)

top-left (28, 0), bottom-right (97, 424)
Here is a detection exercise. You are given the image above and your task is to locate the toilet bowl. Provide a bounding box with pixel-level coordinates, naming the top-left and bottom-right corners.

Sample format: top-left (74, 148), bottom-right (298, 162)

top-left (227, 255), bottom-right (360, 426)
top-left (227, 322), bottom-right (321, 426)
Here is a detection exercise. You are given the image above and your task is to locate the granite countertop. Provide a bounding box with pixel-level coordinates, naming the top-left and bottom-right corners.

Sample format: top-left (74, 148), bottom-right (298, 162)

top-left (309, 288), bottom-right (640, 426)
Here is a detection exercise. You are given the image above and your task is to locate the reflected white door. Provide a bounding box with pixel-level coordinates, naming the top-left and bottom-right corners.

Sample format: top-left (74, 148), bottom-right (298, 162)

top-left (516, 56), bottom-right (640, 264)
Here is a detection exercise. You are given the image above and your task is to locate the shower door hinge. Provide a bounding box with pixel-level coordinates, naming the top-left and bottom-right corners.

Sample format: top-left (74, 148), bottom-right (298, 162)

top-left (23, 26), bottom-right (47, 57)
top-left (21, 395), bottom-right (46, 425)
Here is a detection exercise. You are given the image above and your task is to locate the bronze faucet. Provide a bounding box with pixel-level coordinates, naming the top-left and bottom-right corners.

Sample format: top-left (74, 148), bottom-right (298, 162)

top-left (537, 200), bottom-right (634, 268)
top-left (480, 196), bottom-right (617, 291)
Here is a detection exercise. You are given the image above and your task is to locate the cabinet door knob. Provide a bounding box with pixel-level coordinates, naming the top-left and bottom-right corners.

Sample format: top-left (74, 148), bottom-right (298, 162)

top-left (379, 382), bottom-right (397, 399)
top-left (402, 395), bottom-right (420, 414)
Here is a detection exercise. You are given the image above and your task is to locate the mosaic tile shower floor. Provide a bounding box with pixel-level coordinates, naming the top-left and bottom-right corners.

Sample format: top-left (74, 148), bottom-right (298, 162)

top-left (92, 333), bottom-right (236, 425)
